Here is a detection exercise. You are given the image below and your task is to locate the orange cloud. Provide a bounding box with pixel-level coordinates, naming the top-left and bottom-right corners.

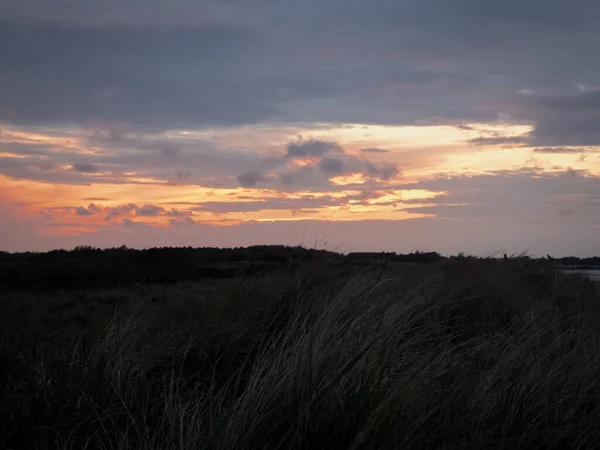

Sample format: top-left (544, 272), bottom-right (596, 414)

top-left (4, 121), bottom-right (597, 246)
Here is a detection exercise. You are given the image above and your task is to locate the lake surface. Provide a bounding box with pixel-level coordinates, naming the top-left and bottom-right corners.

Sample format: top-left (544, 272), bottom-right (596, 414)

top-left (562, 269), bottom-right (600, 282)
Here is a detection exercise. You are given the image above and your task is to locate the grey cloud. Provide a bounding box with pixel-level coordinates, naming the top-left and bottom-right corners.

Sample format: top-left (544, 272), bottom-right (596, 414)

top-left (169, 217), bottom-right (196, 227)
top-left (273, 140), bottom-right (401, 187)
top-left (3, 0), bottom-right (600, 170)
top-left (75, 203), bottom-right (101, 216)
top-left (0, 128), bottom-right (274, 188)
top-left (166, 209), bottom-right (191, 218)
top-left (0, 0), bottom-right (271, 28)
top-left (316, 155), bottom-right (400, 181)
top-left (319, 157), bottom-right (345, 175)
top-left (106, 204), bottom-right (138, 220)
top-left (9, 0), bottom-right (596, 30)
top-left (276, 166), bottom-right (331, 189)
top-left (286, 140), bottom-right (343, 159)
top-left (0, 129), bottom-right (295, 189)
top-left (75, 207), bottom-right (93, 217)
top-left (369, 161), bottom-right (399, 180)
top-left (279, 172), bottom-right (298, 186)
top-left (174, 169), bottom-right (192, 180)
top-left (0, 157), bottom-right (90, 185)
top-left (0, 142), bottom-right (52, 156)
top-left (3, 0), bottom-right (600, 133)
top-left (84, 121), bottom-right (134, 143)
top-left (71, 163), bottom-right (100, 173)
top-left (137, 204), bottom-right (165, 217)
top-left (70, 201), bottom-right (181, 220)
top-left (150, 141), bottom-right (181, 158)
top-left (340, 157), bottom-right (399, 181)
top-left (237, 170), bottom-right (266, 187)
top-left (397, 169), bottom-right (600, 222)
top-left (512, 91), bottom-right (600, 146)
top-left (88, 131), bottom-right (266, 185)
top-left (0, 19), bottom-right (275, 129)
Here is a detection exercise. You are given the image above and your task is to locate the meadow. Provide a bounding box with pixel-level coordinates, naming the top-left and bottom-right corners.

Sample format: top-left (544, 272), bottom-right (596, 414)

top-left (1, 252), bottom-right (600, 449)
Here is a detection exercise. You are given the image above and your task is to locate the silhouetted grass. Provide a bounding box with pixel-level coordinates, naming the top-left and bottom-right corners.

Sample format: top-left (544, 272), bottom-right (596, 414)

top-left (1, 258), bottom-right (599, 449)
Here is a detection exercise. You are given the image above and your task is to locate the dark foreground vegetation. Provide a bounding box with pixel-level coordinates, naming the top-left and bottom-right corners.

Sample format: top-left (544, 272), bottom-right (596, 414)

top-left (0, 245), bottom-right (444, 291)
top-left (1, 254), bottom-right (600, 449)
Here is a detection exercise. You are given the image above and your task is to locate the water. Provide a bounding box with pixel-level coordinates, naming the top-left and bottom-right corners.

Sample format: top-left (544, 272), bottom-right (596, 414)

top-left (562, 269), bottom-right (600, 283)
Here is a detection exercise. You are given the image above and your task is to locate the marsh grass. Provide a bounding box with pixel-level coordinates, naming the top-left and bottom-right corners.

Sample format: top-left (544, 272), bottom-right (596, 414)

top-left (1, 258), bottom-right (600, 449)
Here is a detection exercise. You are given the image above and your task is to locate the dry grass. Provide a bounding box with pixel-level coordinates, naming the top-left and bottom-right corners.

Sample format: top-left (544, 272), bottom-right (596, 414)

top-left (1, 258), bottom-right (600, 449)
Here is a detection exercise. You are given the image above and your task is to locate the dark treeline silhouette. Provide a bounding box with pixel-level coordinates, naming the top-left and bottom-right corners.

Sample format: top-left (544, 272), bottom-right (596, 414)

top-left (0, 246), bottom-right (448, 291)
top-left (0, 245), bottom-right (335, 291)
top-left (346, 250), bottom-right (444, 263)
top-left (0, 245), bottom-right (596, 291)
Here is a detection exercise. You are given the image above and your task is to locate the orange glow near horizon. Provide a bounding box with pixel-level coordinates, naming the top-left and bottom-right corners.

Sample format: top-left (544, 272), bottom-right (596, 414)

top-left (0, 170), bottom-right (439, 237)
top-left (330, 173), bottom-right (368, 185)
top-left (2, 120), bottom-right (596, 242)
top-left (0, 126), bottom-right (104, 155)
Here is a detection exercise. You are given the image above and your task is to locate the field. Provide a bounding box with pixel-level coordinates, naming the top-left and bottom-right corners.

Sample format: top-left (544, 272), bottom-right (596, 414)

top-left (2, 250), bottom-right (600, 449)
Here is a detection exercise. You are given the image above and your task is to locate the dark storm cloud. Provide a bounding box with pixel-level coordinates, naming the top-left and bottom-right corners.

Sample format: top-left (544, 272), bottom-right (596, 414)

top-left (2, 0), bottom-right (600, 142)
top-left (0, 19), bottom-right (275, 128)
top-left (514, 91), bottom-right (600, 146)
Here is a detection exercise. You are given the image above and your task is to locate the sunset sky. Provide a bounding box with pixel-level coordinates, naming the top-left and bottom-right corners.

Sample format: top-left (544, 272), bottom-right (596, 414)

top-left (2, 0), bottom-right (600, 256)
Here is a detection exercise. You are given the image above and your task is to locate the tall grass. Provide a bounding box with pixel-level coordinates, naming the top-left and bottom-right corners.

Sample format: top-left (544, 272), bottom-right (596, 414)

top-left (1, 258), bottom-right (600, 449)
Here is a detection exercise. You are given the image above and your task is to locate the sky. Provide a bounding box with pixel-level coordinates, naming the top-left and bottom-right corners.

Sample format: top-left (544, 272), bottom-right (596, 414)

top-left (1, 0), bottom-right (600, 256)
